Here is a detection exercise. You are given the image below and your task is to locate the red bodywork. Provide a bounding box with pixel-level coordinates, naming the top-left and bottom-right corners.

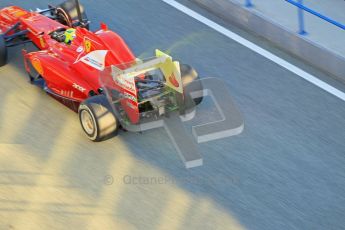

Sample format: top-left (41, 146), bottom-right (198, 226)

top-left (0, 6), bottom-right (141, 123)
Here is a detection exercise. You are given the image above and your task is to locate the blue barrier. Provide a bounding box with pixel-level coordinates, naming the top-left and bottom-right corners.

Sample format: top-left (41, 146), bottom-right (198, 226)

top-left (296, 0), bottom-right (307, 35)
top-left (245, 0), bottom-right (345, 35)
top-left (285, 0), bottom-right (345, 35)
top-left (245, 0), bottom-right (253, 8)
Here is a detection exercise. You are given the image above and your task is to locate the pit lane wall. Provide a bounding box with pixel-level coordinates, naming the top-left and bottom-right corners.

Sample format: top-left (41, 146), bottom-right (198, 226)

top-left (190, 0), bottom-right (345, 83)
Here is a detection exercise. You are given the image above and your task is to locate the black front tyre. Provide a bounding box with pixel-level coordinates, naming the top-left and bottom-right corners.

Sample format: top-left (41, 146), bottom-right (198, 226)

top-left (0, 35), bottom-right (7, 67)
top-left (56, 0), bottom-right (89, 29)
top-left (78, 95), bottom-right (119, 142)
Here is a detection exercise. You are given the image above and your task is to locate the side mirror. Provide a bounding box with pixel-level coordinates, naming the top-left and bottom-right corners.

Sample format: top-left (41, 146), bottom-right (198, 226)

top-left (100, 22), bottom-right (108, 31)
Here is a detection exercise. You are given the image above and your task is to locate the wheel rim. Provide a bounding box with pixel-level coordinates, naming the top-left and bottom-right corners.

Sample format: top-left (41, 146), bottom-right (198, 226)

top-left (56, 8), bottom-right (72, 27)
top-left (81, 110), bottom-right (95, 135)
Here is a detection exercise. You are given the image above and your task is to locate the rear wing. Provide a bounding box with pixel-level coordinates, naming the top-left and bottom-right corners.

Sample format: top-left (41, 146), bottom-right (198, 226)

top-left (100, 50), bottom-right (186, 125)
top-left (111, 49), bottom-right (184, 94)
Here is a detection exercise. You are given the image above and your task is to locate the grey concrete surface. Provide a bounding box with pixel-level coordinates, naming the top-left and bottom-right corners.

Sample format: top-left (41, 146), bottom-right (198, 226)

top-left (191, 0), bottom-right (345, 84)
top-left (1, 0), bottom-right (345, 230)
top-left (233, 0), bottom-right (345, 57)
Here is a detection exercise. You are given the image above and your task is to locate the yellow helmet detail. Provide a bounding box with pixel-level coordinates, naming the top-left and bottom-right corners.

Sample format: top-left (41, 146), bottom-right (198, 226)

top-left (64, 28), bottom-right (76, 44)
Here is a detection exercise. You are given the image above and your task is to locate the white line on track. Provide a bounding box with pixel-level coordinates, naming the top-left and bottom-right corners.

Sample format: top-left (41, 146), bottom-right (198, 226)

top-left (162, 0), bottom-right (345, 102)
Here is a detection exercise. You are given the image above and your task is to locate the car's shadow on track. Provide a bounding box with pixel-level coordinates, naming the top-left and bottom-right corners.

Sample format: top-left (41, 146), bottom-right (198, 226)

top-left (0, 43), bottom-right (118, 195)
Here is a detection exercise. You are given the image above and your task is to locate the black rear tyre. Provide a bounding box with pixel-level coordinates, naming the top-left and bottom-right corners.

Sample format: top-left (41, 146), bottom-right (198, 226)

top-left (56, 0), bottom-right (89, 29)
top-left (78, 95), bottom-right (119, 142)
top-left (181, 64), bottom-right (203, 106)
top-left (0, 35), bottom-right (7, 67)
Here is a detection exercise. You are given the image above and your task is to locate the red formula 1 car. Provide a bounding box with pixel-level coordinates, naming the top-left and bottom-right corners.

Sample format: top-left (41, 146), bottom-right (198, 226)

top-left (0, 0), bottom-right (202, 141)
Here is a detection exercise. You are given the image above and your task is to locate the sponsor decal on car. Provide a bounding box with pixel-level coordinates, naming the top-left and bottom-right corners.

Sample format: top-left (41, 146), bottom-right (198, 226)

top-left (114, 74), bottom-right (136, 95)
top-left (76, 46), bottom-right (84, 53)
top-left (123, 92), bottom-right (137, 102)
top-left (168, 73), bottom-right (179, 88)
top-left (78, 50), bottom-right (108, 71)
top-left (84, 57), bottom-right (102, 69)
top-left (126, 101), bottom-right (136, 109)
top-left (72, 83), bottom-right (86, 93)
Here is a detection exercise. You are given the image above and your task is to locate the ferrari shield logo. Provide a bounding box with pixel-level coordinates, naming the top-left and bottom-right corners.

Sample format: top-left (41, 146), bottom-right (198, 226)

top-left (84, 39), bottom-right (92, 53)
top-left (13, 10), bottom-right (26, 17)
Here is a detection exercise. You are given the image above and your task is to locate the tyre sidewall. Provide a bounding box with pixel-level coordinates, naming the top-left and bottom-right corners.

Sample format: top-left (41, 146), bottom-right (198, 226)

top-left (180, 64), bottom-right (203, 106)
top-left (56, 7), bottom-right (73, 28)
top-left (78, 104), bottom-right (98, 141)
top-left (78, 95), bottom-right (119, 142)
top-left (57, 0), bottom-right (89, 29)
top-left (0, 35), bottom-right (7, 67)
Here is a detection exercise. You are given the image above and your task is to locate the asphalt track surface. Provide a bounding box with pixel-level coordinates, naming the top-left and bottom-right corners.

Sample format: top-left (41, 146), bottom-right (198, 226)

top-left (1, 0), bottom-right (345, 229)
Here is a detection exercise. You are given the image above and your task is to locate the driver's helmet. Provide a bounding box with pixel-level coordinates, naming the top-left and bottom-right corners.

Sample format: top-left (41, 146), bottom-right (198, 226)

top-left (64, 28), bottom-right (76, 44)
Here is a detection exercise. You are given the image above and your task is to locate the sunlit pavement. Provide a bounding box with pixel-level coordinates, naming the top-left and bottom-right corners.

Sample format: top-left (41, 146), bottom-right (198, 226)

top-left (0, 53), bottom-right (244, 230)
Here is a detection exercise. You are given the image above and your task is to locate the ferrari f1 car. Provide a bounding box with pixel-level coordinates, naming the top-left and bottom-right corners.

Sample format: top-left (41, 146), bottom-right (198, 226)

top-left (0, 0), bottom-right (203, 141)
